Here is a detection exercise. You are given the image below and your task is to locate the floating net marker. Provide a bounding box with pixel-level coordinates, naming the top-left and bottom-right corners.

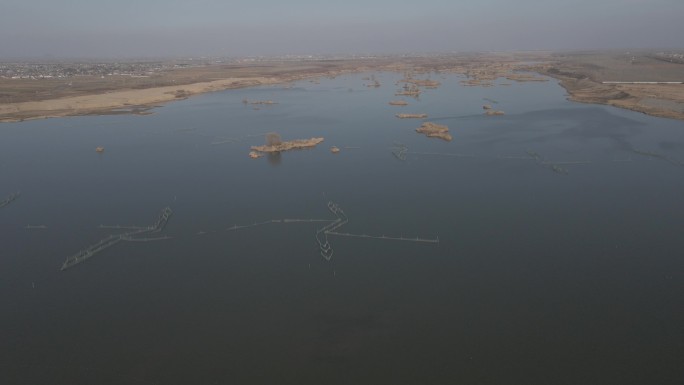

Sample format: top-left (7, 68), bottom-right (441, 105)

top-left (215, 201), bottom-right (438, 262)
top-left (314, 201), bottom-right (438, 261)
top-left (60, 207), bottom-right (173, 271)
top-left (0, 191), bottom-right (20, 209)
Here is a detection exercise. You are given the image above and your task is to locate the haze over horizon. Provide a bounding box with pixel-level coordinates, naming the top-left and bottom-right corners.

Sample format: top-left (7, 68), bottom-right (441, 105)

top-left (2, 0), bottom-right (683, 58)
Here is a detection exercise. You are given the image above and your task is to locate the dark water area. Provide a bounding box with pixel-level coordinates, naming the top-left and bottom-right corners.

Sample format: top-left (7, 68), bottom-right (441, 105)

top-left (1, 72), bottom-right (683, 384)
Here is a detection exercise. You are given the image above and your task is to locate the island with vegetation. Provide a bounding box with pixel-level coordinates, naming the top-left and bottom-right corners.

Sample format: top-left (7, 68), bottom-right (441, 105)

top-left (249, 132), bottom-right (324, 157)
top-left (416, 122), bottom-right (452, 141)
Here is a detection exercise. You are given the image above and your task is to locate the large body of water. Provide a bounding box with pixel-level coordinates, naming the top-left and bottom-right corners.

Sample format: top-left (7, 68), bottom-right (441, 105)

top-left (1, 72), bottom-right (682, 384)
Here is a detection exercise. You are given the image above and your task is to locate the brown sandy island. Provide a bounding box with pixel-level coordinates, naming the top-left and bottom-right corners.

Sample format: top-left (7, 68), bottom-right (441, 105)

top-left (250, 137), bottom-right (324, 154)
top-left (395, 84), bottom-right (422, 97)
top-left (389, 100), bottom-right (409, 106)
top-left (405, 78), bottom-right (441, 88)
top-left (416, 122), bottom-right (452, 141)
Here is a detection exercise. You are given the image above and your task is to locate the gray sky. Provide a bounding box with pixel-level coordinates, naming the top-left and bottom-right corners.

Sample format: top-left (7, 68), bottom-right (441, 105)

top-left (2, 0), bottom-right (683, 58)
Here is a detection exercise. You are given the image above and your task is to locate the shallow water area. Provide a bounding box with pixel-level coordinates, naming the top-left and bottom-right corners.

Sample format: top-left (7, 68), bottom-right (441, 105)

top-left (1, 72), bottom-right (683, 384)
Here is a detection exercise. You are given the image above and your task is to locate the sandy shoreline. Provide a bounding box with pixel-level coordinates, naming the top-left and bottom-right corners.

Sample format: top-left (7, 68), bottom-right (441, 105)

top-left (535, 53), bottom-right (684, 121)
top-left (0, 76), bottom-right (288, 123)
top-left (0, 58), bottom-right (390, 122)
top-left (539, 72), bottom-right (684, 121)
top-left (2, 53), bottom-right (682, 123)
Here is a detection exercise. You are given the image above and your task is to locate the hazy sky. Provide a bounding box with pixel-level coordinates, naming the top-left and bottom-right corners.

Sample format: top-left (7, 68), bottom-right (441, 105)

top-left (2, 0), bottom-right (683, 58)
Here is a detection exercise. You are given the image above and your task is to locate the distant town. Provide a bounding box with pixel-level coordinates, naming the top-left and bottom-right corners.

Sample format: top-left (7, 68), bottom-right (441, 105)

top-left (651, 51), bottom-right (684, 64)
top-left (0, 54), bottom-right (401, 80)
top-left (0, 59), bottom-right (219, 80)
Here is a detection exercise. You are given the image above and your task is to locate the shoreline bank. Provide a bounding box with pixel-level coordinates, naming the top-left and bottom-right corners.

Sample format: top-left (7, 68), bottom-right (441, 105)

top-left (2, 54), bottom-right (682, 123)
top-left (0, 75), bottom-right (312, 123)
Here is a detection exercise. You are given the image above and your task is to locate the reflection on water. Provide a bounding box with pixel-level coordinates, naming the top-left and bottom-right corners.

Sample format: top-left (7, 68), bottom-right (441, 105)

top-left (1, 72), bottom-right (683, 385)
top-left (267, 151), bottom-right (282, 166)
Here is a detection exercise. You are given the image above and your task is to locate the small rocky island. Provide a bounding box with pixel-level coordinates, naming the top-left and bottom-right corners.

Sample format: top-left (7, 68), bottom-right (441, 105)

top-left (404, 78), bottom-right (441, 88)
top-left (416, 122), bottom-right (452, 141)
top-left (483, 104), bottom-right (504, 115)
top-left (250, 132), bottom-right (324, 157)
top-left (389, 100), bottom-right (409, 106)
top-left (396, 113), bottom-right (428, 119)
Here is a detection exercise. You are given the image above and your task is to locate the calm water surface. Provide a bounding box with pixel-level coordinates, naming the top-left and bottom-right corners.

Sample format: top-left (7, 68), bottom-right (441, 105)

top-left (1, 73), bottom-right (683, 384)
